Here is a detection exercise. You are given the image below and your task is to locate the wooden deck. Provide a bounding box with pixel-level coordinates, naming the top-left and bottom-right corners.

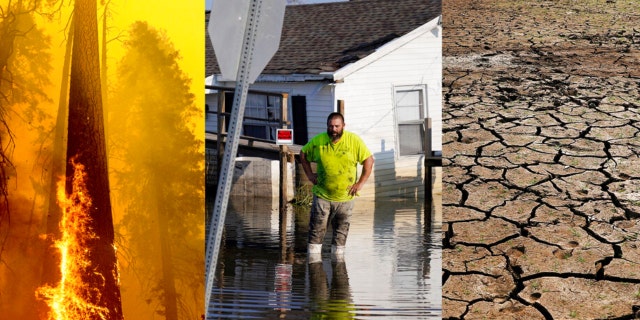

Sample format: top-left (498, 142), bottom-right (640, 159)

top-left (205, 132), bottom-right (302, 187)
top-left (205, 132), bottom-right (301, 158)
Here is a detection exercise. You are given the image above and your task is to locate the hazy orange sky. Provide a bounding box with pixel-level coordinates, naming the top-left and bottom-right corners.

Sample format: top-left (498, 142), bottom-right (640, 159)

top-left (110, 0), bottom-right (204, 88)
top-left (114, 0), bottom-right (205, 132)
top-left (41, 0), bottom-right (205, 134)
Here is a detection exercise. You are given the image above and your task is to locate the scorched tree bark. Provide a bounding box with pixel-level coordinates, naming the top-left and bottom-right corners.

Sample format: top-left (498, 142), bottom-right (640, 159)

top-left (66, 0), bottom-right (123, 318)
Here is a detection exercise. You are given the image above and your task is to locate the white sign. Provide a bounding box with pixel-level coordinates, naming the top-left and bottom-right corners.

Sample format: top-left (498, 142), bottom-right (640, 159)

top-left (276, 129), bottom-right (293, 145)
top-left (209, 0), bottom-right (286, 83)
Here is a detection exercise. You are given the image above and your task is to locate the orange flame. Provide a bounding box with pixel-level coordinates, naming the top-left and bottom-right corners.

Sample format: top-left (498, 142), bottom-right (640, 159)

top-left (37, 160), bottom-right (110, 320)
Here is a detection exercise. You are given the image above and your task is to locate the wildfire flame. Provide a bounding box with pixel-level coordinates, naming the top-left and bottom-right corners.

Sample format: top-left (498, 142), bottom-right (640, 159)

top-left (37, 160), bottom-right (110, 320)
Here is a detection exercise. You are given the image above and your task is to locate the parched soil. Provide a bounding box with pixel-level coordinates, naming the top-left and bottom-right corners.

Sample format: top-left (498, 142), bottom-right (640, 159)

top-left (442, 0), bottom-right (640, 319)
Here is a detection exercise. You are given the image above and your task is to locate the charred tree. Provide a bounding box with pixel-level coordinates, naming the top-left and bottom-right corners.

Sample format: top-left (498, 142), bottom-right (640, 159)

top-left (65, 0), bottom-right (122, 318)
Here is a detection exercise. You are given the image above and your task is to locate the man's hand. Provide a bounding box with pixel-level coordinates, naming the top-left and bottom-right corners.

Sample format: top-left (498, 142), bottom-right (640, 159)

top-left (299, 151), bottom-right (317, 185)
top-left (348, 155), bottom-right (374, 196)
top-left (348, 182), bottom-right (362, 196)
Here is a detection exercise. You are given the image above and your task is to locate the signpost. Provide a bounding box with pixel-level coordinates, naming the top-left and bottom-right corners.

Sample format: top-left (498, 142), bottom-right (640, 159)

top-left (206, 0), bottom-right (286, 312)
top-left (208, 0), bottom-right (286, 83)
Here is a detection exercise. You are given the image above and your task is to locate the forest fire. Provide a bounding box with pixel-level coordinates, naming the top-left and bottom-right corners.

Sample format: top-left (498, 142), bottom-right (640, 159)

top-left (37, 160), bottom-right (111, 320)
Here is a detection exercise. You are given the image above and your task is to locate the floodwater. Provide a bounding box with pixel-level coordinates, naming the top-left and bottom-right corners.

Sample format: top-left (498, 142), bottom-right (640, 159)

top-left (206, 195), bottom-right (441, 319)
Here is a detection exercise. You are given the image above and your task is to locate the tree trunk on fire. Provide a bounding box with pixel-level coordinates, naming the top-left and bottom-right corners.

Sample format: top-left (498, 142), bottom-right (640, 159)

top-left (66, 0), bottom-right (122, 318)
top-left (40, 13), bottom-right (72, 288)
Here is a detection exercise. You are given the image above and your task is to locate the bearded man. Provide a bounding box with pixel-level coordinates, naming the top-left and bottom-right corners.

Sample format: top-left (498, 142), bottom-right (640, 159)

top-left (299, 112), bottom-right (374, 262)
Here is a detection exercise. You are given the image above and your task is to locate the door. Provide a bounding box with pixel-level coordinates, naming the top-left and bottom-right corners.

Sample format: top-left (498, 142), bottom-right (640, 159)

top-left (292, 95), bottom-right (308, 145)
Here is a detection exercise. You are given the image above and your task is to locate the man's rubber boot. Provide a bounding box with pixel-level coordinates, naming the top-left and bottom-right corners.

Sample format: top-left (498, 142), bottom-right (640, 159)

top-left (308, 243), bottom-right (322, 264)
top-left (331, 245), bottom-right (345, 262)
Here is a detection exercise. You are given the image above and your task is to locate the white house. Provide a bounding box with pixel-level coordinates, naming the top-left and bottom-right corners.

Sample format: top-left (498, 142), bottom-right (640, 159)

top-left (205, 0), bottom-right (442, 199)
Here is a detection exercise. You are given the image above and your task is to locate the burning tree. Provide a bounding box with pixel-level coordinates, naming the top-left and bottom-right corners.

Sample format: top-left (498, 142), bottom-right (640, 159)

top-left (62, 0), bottom-right (122, 316)
top-left (3, 0), bottom-right (202, 318)
top-left (38, 0), bottom-right (123, 318)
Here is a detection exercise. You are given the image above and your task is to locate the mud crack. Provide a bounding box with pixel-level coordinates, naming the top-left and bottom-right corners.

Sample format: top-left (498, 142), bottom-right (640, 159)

top-left (442, 0), bottom-right (640, 319)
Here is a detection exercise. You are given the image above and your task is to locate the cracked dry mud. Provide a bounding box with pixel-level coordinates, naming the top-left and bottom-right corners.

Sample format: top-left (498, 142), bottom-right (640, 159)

top-left (442, 0), bottom-right (640, 319)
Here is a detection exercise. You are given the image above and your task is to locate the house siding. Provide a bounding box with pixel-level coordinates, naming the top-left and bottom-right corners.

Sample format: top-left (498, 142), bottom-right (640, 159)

top-left (334, 22), bottom-right (442, 198)
top-left (249, 82), bottom-right (334, 140)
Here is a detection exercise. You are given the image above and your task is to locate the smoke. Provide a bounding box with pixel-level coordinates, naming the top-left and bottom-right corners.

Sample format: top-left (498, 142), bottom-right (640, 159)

top-left (0, 3), bottom-right (57, 317)
top-left (106, 21), bottom-right (204, 319)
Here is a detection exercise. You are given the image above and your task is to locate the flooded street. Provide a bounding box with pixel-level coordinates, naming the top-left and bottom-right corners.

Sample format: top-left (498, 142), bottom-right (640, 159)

top-left (207, 195), bottom-right (441, 319)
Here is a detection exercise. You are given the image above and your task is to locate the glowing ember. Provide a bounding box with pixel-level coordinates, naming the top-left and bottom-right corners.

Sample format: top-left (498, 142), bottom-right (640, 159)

top-left (37, 160), bottom-right (110, 320)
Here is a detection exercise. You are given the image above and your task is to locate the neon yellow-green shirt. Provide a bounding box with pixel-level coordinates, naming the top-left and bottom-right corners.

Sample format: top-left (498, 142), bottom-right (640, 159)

top-left (301, 131), bottom-right (372, 202)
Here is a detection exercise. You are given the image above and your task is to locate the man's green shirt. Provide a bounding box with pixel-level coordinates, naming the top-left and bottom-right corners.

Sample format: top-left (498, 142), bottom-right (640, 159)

top-left (301, 131), bottom-right (372, 202)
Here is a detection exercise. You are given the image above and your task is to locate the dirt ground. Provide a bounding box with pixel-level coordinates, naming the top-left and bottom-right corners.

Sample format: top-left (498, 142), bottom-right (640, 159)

top-left (441, 0), bottom-right (640, 319)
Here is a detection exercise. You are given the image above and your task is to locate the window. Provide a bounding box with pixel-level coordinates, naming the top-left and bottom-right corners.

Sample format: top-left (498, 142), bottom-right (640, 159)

top-left (243, 94), bottom-right (281, 140)
top-left (215, 91), bottom-right (283, 141)
top-left (395, 86), bottom-right (426, 156)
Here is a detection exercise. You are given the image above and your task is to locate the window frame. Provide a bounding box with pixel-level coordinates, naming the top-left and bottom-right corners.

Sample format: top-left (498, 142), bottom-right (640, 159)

top-left (393, 84), bottom-right (428, 157)
top-left (243, 93), bottom-right (281, 141)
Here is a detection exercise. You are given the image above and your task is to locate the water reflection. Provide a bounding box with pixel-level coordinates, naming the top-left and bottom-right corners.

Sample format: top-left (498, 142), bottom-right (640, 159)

top-left (309, 260), bottom-right (355, 318)
top-left (207, 196), bottom-right (441, 319)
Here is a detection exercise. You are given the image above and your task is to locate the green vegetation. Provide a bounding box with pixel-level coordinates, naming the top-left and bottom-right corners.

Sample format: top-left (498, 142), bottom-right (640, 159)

top-left (570, 228), bottom-right (581, 238)
top-left (530, 280), bottom-right (541, 290)
top-left (292, 184), bottom-right (313, 207)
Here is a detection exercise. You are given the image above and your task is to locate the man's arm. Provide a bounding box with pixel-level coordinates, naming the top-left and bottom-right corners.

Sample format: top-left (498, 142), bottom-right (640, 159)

top-left (348, 155), bottom-right (374, 196)
top-left (299, 150), bottom-right (317, 185)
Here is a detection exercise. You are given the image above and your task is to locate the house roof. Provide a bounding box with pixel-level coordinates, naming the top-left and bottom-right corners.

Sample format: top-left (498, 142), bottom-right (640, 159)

top-left (205, 0), bottom-right (441, 77)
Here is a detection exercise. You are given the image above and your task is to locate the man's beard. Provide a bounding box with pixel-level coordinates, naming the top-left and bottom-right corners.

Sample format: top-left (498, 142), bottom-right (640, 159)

top-left (329, 130), bottom-right (343, 141)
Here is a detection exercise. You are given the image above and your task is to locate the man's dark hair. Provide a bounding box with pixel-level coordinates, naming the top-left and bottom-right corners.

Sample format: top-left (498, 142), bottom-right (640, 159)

top-left (327, 112), bottom-right (344, 125)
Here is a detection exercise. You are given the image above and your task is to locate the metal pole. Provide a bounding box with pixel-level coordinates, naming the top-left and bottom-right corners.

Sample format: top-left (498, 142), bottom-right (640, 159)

top-left (205, 0), bottom-right (263, 311)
